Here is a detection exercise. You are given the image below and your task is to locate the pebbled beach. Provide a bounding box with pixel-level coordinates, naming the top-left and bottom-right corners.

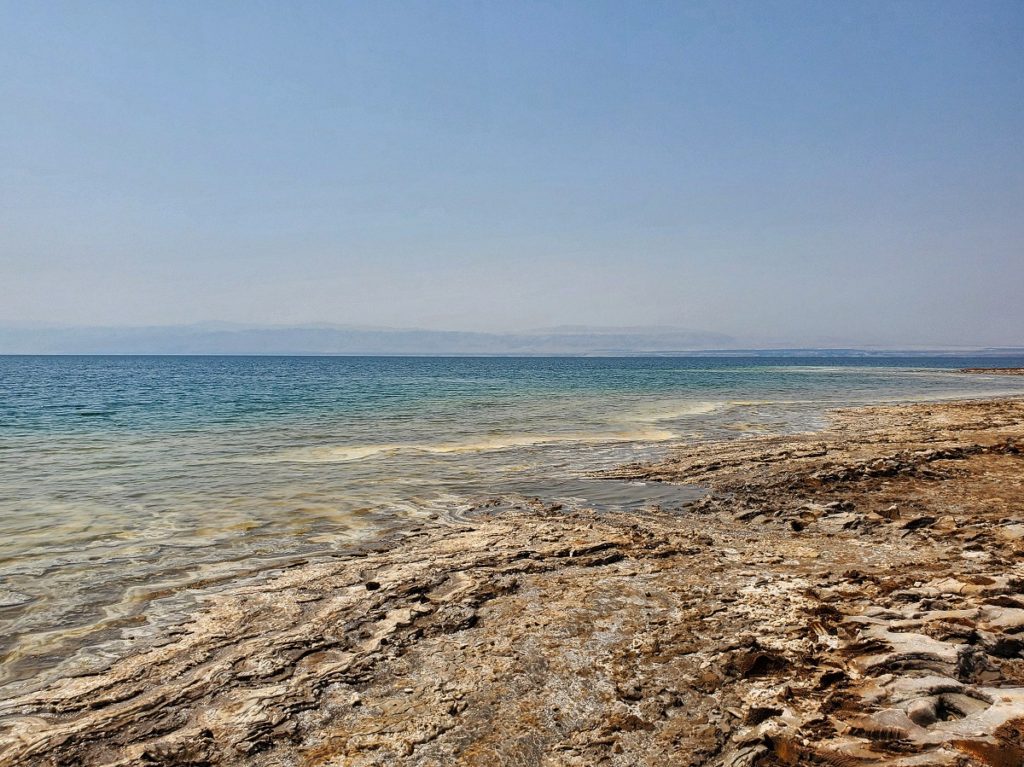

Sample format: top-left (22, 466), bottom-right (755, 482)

top-left (2, 396), bottom-right (1024, 766)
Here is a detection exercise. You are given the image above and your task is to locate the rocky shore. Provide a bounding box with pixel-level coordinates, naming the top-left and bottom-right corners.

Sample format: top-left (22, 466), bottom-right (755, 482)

top-left (958, 369), bottom-right (1024, 376)
top-left (1, 397), bottom-right (1023, 766)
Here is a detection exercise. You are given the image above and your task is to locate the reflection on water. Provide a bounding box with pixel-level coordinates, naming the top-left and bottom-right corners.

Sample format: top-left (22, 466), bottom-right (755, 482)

top-left (1, 355), bottom-right (1023, 696)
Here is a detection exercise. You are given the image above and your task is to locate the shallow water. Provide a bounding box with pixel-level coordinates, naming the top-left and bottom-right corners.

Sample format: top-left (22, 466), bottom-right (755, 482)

top-left (2, 354), bottom-right (1024, 695)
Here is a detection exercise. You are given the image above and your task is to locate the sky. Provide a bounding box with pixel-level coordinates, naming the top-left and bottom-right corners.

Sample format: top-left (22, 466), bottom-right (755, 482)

top-left (1, 1), bottom-right (1022, 347)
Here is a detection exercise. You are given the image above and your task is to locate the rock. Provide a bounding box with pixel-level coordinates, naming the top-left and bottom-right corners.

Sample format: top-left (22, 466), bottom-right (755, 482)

top-left (879, 504), bottom-right (901, 520)
top-left (998, 523), bottom-right (1024, 541)
top-left (0, 590), bottom-right (32, 608)
top-left (744, 707), bottom-right (783, 725)
top-left (731, 647), bottom-right (789, 679)
top-left (906, 697), bottom-right (938, 726)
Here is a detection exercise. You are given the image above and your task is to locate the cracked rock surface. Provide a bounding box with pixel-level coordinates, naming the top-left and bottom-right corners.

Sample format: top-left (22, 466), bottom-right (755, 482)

top-left (2, 398), bottom-right (1024, 766)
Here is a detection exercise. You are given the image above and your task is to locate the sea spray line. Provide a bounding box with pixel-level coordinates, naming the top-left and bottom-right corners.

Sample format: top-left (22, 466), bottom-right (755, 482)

top-left (244, 428), bottom-right (681, 464)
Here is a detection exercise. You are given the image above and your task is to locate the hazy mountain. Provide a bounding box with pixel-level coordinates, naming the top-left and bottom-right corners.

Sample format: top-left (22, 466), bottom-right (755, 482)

top-left (0, 324), bottom-right (739, 355)
top-left (0, 324), bottom-right (1020, 356)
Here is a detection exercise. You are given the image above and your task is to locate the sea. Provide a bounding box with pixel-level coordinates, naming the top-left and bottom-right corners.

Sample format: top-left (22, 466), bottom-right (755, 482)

top-left (2, 354), bottom-right (1024, 697)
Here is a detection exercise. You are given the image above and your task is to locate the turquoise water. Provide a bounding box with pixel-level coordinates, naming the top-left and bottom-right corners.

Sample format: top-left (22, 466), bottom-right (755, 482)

top-left (2, 354), bottom-right (1024, 695)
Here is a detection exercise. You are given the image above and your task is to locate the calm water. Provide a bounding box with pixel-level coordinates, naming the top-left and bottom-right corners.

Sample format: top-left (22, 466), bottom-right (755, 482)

top-left (2, 354), bottom-right (1024, 695)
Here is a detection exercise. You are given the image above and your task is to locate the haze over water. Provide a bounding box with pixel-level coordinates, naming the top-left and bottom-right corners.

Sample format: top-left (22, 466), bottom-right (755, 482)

top-left (2, 355), bottom-right (1024, 697)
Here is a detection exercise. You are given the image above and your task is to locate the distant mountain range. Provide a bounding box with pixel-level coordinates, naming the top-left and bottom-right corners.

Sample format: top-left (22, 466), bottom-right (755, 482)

top-left (0, 324), bottom-right (735, 355)
top-left (0, 323), bottom-right (1021, 356)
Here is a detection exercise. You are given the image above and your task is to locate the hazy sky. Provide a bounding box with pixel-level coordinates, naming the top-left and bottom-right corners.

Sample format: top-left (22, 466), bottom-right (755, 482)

top-left (1, 1), bottom-right (1022, 346)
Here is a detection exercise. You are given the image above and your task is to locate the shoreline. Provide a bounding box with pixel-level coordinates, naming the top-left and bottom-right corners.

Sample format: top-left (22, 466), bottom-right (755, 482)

top-left (2, 397), bottom-right (1024, 765)
top-left (959, 368), bottom-right (1024, 376)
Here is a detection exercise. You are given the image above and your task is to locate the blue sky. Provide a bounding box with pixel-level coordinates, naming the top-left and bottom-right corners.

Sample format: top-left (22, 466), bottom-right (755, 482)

top-left (1, 1), bottom-right (1022, 345)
